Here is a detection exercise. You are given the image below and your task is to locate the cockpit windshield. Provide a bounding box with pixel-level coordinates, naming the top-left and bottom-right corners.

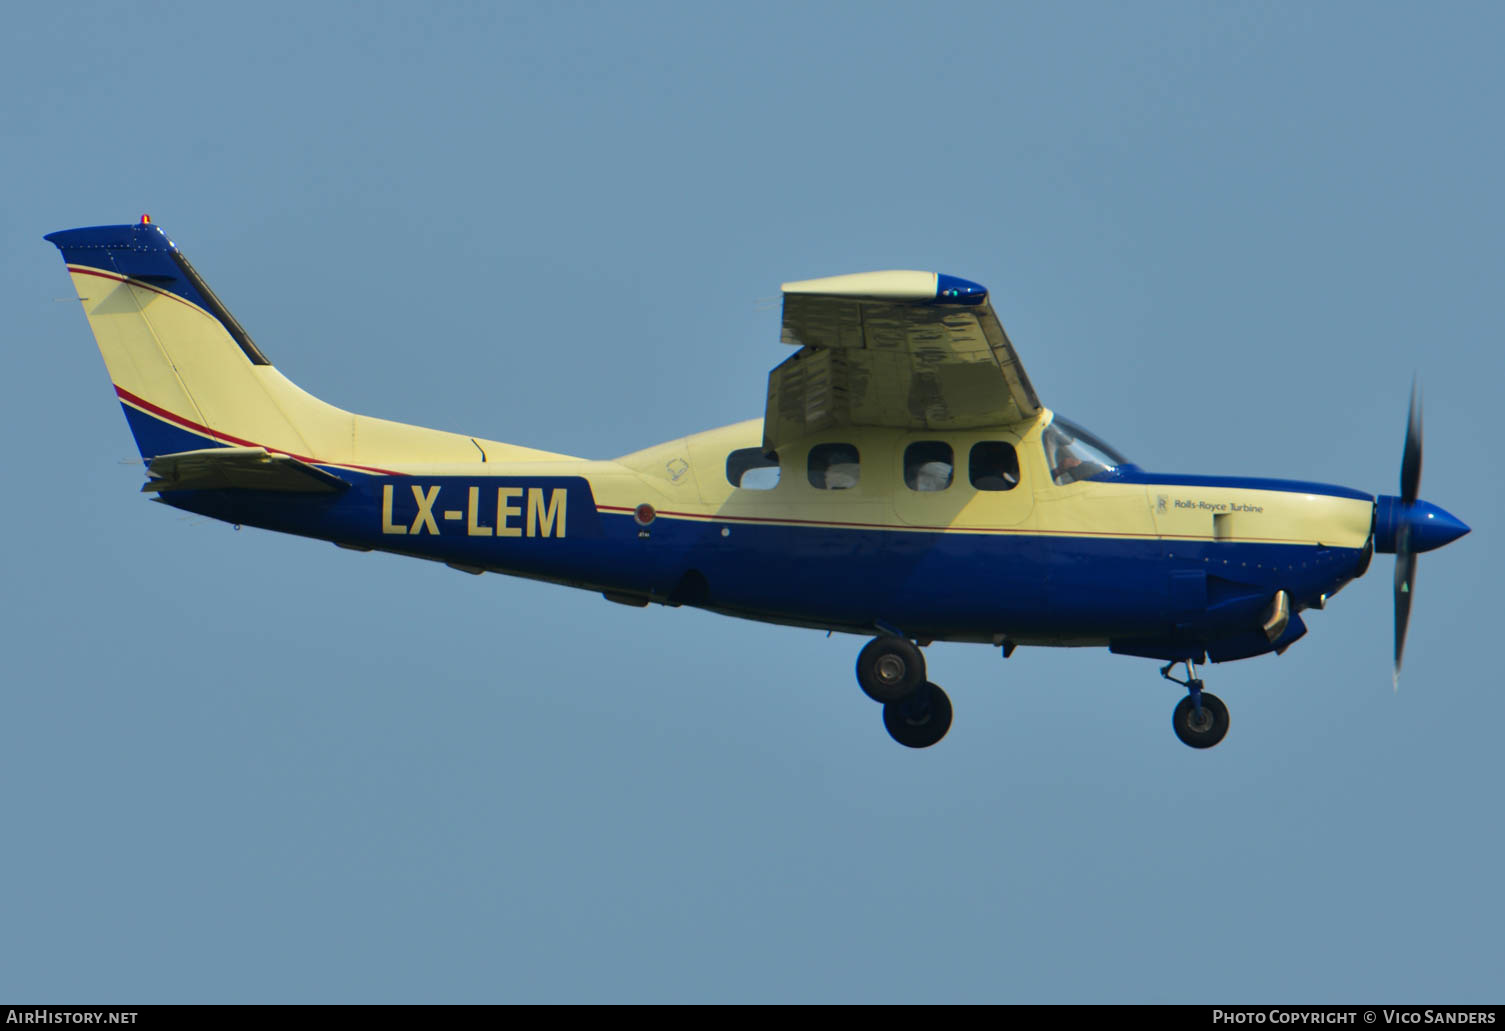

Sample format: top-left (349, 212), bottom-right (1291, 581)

top-left (1042, 415), bottom-right (1131, 485)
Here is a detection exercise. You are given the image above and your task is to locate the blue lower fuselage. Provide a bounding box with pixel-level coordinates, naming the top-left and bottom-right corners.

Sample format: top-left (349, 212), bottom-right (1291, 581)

top-left (159, 469), bottom-right (1369, 664)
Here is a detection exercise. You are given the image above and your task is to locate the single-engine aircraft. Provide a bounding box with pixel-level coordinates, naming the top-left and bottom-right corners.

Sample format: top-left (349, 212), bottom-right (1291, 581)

top-left (47, 218), bottom-right (1471, 750)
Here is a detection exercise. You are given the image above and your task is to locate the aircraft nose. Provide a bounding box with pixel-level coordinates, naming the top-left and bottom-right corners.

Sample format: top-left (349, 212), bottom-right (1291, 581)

top-left (1373, 496), bottom-right (1471, 554)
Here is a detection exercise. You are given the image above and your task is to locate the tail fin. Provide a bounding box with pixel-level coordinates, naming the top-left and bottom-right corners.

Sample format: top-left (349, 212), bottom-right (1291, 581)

top-left (46, 220), bottom-right (572, 471)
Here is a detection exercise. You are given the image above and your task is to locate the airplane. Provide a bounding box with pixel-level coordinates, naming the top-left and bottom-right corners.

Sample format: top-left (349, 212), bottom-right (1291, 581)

top-left (45, 217), bottom-right (1471, 751)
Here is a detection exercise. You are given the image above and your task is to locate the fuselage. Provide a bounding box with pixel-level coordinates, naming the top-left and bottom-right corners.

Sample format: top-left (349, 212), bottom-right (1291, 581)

top-left (145, 405), bottom-right (1378, 664)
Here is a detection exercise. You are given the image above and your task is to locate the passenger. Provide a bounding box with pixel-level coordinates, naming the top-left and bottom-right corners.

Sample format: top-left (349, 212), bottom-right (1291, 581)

top-left (911, 460), bottom-right (952, 491)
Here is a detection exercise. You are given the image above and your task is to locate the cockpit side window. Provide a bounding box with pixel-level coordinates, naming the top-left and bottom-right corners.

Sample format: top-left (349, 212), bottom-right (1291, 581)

top-left (1042, 416), bottom-right (1128, 485)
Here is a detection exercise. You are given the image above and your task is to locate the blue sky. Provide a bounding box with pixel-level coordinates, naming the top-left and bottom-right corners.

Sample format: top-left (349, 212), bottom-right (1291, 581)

top-left (3, 1), bottom-right (1501, 1003)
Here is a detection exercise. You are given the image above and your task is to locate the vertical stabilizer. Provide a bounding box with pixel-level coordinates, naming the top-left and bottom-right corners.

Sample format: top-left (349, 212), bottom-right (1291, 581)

top-left (46, 220), bottom-right (577, 469)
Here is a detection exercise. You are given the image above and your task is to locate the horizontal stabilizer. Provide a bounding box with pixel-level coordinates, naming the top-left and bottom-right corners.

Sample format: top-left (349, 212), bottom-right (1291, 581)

top-left (142, 447), bottom-right (349, 494)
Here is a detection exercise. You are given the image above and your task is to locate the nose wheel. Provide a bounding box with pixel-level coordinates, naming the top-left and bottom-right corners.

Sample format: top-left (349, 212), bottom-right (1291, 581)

top-left (1161, 660), bottom-right (1230, 749)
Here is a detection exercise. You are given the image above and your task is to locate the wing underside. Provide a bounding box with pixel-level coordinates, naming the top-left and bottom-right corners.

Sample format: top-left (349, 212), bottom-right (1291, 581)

top-left (764, 271), bottom-right (1040, 452)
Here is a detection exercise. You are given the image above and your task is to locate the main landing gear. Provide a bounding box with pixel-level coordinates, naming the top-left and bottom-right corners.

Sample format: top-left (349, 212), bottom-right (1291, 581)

top-left (852, 638), bottom-right (1230, 751)
top-left (1161, 659), bottom-right (1230, 749)
top-left (857, 636), bottom-right (952, 749)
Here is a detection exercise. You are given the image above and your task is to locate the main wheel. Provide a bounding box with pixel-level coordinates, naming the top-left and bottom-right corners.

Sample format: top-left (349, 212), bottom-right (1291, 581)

top-left (856, 636), bottom-right (926, 705)
top-left (883, 682), bottom-right (952, 749)
top-left (1172, 691), bottom-right (1230, 749)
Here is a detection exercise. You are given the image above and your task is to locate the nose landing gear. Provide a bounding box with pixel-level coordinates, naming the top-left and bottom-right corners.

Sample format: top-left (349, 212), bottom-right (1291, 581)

top-left (1161, 659), bottom-right (1230, 749)
top-left (857, 635), bottom-right (952, 748)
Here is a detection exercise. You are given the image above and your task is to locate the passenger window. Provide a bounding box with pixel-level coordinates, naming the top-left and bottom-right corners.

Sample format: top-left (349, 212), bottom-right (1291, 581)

top-left (904, 441), bottom-right (953, 491)
top-left (808, 443), bottom-right (860, 490)
top-left (726, 448), bottom-right (781, 490)
top-left (970, 441), bottom-right (1020, 491)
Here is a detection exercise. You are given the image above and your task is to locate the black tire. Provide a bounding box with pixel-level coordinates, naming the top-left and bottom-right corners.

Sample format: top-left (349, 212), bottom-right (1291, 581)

top-left (883, 682), bottom-right (953, 749)
top-left (856, 636), bottom-right (926, 705)
top-left (1172, 691), bottom-right (1230, 749)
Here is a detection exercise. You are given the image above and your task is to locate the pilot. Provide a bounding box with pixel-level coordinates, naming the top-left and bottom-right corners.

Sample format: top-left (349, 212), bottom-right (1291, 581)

top-left (1045, 424), bottom-right (1105, 486)
top-left (1043, 424), bottom-right (1075, 485)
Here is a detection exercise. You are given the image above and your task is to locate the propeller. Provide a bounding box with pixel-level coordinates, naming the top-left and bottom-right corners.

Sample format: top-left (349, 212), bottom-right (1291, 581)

top-left (1369, 382), bottom-right (1467, 688)
top-left (1394, 382), bottom-right (1422, 688)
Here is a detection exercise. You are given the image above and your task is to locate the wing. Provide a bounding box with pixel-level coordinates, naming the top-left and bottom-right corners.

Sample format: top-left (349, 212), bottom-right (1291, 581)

top-left (142, 447), bottom-right (349, 493)
top-left (763, 270), bottom-right (1041, 453)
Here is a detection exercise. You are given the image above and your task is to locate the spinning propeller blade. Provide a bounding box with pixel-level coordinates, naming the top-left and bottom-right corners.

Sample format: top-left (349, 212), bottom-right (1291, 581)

top-left (1401, 381), bottom-right (1422, 506)
top-left (1393, 537), bottom-right (1415, 690)
top-left (1393, 383), bottom-right (1421, 689)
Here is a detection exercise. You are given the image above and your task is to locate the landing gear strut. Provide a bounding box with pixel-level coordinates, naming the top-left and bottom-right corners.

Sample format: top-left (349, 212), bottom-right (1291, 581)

top-left (856, 635), bottom-right (952, 748)
top-left (1161, 659), bottom-right (1230, 749)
